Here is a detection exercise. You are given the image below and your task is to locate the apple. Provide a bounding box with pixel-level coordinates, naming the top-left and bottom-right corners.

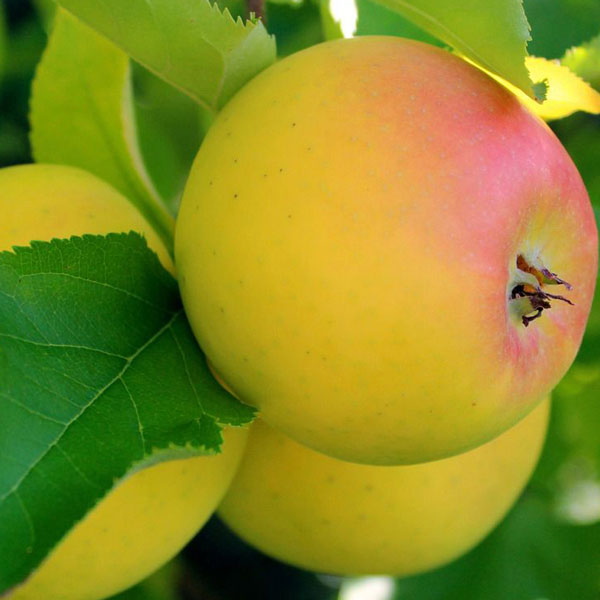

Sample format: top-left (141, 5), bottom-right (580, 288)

top-left (176, 36), bottom-right (598, 465)
top-left (1, 164), bottom-right (248, 600)
top-left (1, 163), bottom-right (173, 272)
top-left (219, 399), bottom-right (549, 576)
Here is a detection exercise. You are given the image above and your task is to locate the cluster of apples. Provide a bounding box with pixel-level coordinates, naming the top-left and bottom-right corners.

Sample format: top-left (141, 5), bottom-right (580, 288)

top-left (5, 36), bottom-right (598, 599)
top-left (177, 36), bottom-right (597, 573)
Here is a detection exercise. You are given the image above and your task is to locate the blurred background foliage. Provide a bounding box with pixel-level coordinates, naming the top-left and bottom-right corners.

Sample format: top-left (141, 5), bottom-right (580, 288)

top-left (1, 0), bottom-right (599, 598)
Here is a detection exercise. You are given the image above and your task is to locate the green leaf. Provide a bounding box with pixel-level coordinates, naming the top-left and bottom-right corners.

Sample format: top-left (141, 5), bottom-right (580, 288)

top-left (132, 64), bottom-right (203, 213)
top-left (0, 2), bottom-right (6, 83)
top-left (563, 34), bottom-right (600, 91)
top-left (524, 0), bottom-right (600, 59)
top-left (0, 234), bottom-right (254, 593)
top-left (551, 114), bottom-right (600, 211)
top-left (55, 0), bottom-right (276, 111)
top-left (368, 0), bottom-right (542, 100)
top-left (319, 0), bottom-right (345, 41)
top-left (533, 364), bottom-right (600, 505)
top-left (32, 0), bottom-right (57, 29)
top-left (532, 264), bottom-right (600, 493)
top-left (30, 9), bottom-right (174, 253)
top-left (355, 0), bottom-right (442, 46)
top-left (265, 0), bottom-right (325, 57)
top-left (393, 495), bottom-right (600, 599)
top-left (1, 16), bottom-right (46, 83)
top-left (214, 0), bottom-right (247, 21)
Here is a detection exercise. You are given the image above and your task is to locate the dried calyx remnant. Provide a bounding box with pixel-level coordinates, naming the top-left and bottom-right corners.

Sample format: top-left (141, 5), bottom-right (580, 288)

top-left (511, 254), bottom-right (573, 327)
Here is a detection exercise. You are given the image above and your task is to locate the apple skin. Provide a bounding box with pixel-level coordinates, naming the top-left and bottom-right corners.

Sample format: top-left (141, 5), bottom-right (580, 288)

top-left (0, 163), bottom-right (173, 272)
top-left (176, 36), bottom-right (598, 465)
top-left (0, 164), bottom-right (248, 600)
top-left (219, 399), bottom-right (549, 576)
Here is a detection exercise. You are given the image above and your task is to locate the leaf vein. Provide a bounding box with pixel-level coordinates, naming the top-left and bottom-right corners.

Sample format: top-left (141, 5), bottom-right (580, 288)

top-left (0, 392), bottom-right (68, 426)
top-left (0, 310), bottom-right (181, 504)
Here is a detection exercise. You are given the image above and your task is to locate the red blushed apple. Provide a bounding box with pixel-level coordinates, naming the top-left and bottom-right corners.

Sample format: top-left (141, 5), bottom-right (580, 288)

top-left (176, 36), bottom-right (598, 465)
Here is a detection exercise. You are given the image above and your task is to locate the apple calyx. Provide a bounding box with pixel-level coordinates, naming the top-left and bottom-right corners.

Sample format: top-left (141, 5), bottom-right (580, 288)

top-left (510, 255), bottom-right (573, 327)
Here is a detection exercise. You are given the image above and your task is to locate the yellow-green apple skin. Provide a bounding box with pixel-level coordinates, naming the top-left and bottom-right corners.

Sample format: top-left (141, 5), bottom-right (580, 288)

top-left (219, 399), bottom-right (549, 576)
top-left (176, 36), bottom-right (598, 465)
top-left (0, 163), bottom-right (248, 600)
top-left (0, 163), bottom-right (173, 271)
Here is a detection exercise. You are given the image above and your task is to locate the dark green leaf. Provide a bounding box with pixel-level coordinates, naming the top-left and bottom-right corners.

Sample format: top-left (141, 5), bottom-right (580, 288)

top-left (132, 64), bottom-right (204, 213)
top-left (265, 0), bottom-right (325, 57)
top-left (0, 234), bottom-right (254, 593)
top-left (524, 0), bottom-right (600, 59)
top-left (0, 3), bottom-right (6, 82)
top-left (32, 0), bottom-right (56, 29)
top-left (393, 495), bottom-right (600, 600)
top-left (551, 114), bottom-right (600, 211)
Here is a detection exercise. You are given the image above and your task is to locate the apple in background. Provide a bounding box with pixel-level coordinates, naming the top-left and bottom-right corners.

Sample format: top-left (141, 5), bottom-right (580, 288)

top-left (176, 36), bottom-right (598, 465)
top-left (0, 164), bottom-right (248, 600)
top-left (219, 399), bottom-right (550, 576)
top-left (1, 163), bottom-right (173, 273)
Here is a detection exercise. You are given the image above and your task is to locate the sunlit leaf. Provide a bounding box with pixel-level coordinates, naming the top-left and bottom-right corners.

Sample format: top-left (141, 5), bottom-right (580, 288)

top-left (355, 0), bottom-right (441, 46)
top-left (56, 0), bottom-right (276, 111)
top-left (563, 34), bottom-right (600, 91)
top-left (462, 54), bottom-right (600, 120)
top-left (369, 0), bottom-right (542, 100)
top-left (30, 10), bottom-right (174, 251)
top-left (319, 0), bottom-right (345, 41)
top-left (510, 56), bottom-right (600, 120)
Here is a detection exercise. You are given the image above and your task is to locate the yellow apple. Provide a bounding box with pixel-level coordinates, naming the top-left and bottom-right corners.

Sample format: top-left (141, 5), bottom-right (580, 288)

top-left (1, 163), bottom-right (248, 600)
top-left (1, 163), bottom-right (173, 272)
top-left (219, 399), bottom-right (549, 576)
top-left (176, 36), bottom-right (597, 465)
